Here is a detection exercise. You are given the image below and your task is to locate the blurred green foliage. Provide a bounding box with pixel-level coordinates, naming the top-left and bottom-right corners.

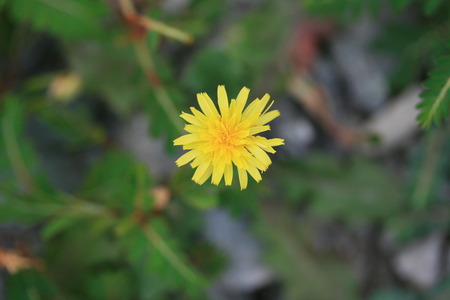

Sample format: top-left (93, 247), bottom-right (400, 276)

top-left (302, 0), bottom-right (450, 128)
top-left (0, 0), bottom-right (449, 299)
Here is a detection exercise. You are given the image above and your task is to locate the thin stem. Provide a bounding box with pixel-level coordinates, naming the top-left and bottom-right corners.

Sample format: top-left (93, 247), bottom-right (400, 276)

top-left (141, 223), bottom-right (204, 286)
top-left (115, 0), bottom-right (184, 133)
top-left (117, 0), bottom-right (136, 16)
top-left (411, 127), bottom-right (447, 208)
top-left (133, 165), bottom-right (145, 210)
top-left (140, 17), bottom-right (193, 44)
top-left (133, 39), bottom-right (184, 133)
top-left (2, 108), bottom-right (36, 192)
top-left (424, 76), bottom-right (450, 128)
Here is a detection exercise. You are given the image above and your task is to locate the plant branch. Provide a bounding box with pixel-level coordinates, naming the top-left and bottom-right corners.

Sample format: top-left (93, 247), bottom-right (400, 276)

top-left (141, 223), bottom-right (205, 287)
top-left (2, 108), bottom-right (36, 193)
top-left (116, 0), bottom-right (184, 133)
top-left (423, 76), bottom-right (450, 128)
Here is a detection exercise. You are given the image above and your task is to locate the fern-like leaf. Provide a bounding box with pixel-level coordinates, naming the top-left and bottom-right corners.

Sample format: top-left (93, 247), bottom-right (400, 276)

top-left (417, 54), bottom-right (450, 129)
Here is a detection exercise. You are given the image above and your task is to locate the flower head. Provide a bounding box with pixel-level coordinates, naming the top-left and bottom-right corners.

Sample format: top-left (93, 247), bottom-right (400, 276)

top-left (174, 85), bottom-right (284, 190)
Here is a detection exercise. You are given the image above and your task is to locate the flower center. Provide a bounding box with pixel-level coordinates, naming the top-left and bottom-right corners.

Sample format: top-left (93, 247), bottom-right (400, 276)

top-left (211, 125), bottom-right (243, 150)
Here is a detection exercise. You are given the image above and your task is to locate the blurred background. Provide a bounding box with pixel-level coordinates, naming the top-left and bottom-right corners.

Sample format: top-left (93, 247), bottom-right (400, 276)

top-left (0, 0), bottom-right (449, 299)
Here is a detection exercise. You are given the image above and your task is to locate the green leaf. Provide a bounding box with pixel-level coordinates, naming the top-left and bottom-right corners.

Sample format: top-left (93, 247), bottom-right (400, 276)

top-left (86, 271), bottom-right (134, 300)
top-left (369, 288), bottom-right (418, 300)
top-left (417, 54), bottom-right (450, 129)
top-left (66, 41), bottom-right (144, 115)
top-left (43, 213), bottom-right (83, 239)
top-left (301, 0), bottom-right (382, 20)
top-left (35, 103), bottom-right (106, 148)
top-left (426, 274), bottom-right (450, 300)
top-left (423, 0), bottom-right (446, 16)
top-left (409, 126), bottom-right (450, 208)
top-left (183, 190), bottom-right (219, 210)
top-left (0, 96), bottom-right (45, 192)
top-left (257, 205), bottom-right (358, 300)
top-left (6, 271), bottom-right (59, 300)
top-left (10, 0), bottom-right (107, 39)
top-left (391, 0), bottom-right (413, 11)
top-left (182, 48), bottom-right (245, 98)
top-left (120, 222), bottom-right (206, 297)
top-left (274, 154), bottom-right (404, 223)
top-left (0, 195), bottom-right (62, 223)
top-left (81, 151), bottom-right (153, 213)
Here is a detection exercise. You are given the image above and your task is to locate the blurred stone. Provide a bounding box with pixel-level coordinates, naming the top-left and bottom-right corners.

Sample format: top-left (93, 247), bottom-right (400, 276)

top-left (312, 57), bottom-right (346, 116)
top-left (331, 18), bottom-right (388, 113)
top-left (115, 114), bottom-right (177, 180)
top-left (204, 209), bottom-right (280, 300)
top-left (394, 233), bottom-right (444, 289)
top-left (270, 98), bottom-right (315, 158)
top-left (162, 0), bottom-right (191, 15)
top-left (363, 86), bottom-right (421, 154)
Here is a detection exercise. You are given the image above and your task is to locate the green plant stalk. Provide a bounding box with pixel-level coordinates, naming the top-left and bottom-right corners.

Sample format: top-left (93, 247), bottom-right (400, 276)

top-left (53, 194), bottom-right (204, 287)
top-left (423, 76), bottom-right (450, 128)
top-left (140, 17), bottom-right (193, 44)
top-left (2, 111), bottom-right (36, 192)
top-left (411, 126), bottom-right (447, 208)
top-left (141, 223), bottom-right (205, 287)
top-left (117, 0), bottom-right (183, 133)
top-left (133, 164), bottom-right (145, 211)
top-left (133, 39), bottom-right (184, 133)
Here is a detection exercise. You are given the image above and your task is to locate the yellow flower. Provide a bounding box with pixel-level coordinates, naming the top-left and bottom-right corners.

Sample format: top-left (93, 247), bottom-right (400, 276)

top-left (174, 85), bottom-right (284, 190)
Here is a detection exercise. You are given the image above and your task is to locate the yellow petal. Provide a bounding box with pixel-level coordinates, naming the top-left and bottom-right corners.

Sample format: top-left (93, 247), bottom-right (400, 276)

top-left (217, 85), bottom-right (229, 118)
top-left (182, 141), bottom-right (205, 150)
top-left (246, 145), bottom-right (272, 167)
top-left (190, 107), bottom-right (209, 124)
top-left (253, 136), bottom-right (277, 153)
top-left (229, 99), bottom-right (237, 116)
top-left (267, 138), bottom-right (284, 146)
top-left (262, 99), bottom-right (275, 115)
top-left (249, 125), bottom-right (270, 135)
top-left (192, 161), bottom-right (211, 183)
top-left (235, 87), bottom-right (250, 115)
top-left (175, 150), bottom-right (198, 167)
top-left (247, 156), bottom-right (268, 171)
top-left (211, 161), bottom-right (226, 185)
top-left (246, 164), bottom-right (262, 182)
top-left (180, 112), bottom-right (201, 126)
top-left (197, 165), bottom-right (213, 185)
top-left (238, 168), bottom-right (248, 190)
top-left (197, 93), bottom-right (219, 117)
top-left (224, 164), bottom-right (233, 186)
top-left (247, 94), bottom-right (270, 123)
top-left (242, 98), bottom-right (261, 119)
top-left (190, 154), bottom-right (207, 168)
top-left (174, 134), bottom-right (200, 145)
top-left (184, 124), bottom-right (205, 134)
top-left (255, 110), bottom-right (280, 126)
top-left (232, 152), bottom-right (248, 169)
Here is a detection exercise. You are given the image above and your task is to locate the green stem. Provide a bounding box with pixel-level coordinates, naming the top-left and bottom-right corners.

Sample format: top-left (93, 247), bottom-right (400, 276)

top-left (424, 76), bottom-right (450, 128)
top-left (2, 109), bottom-right (35, 192)
top-left (141, 223), bottom-right (204, 286)
top-left (133, 40), bottom-right (184, 133)
top-left (411, 127), bottom-right (447, 208)
top-left (133, 165), bottom-right (145, 210)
